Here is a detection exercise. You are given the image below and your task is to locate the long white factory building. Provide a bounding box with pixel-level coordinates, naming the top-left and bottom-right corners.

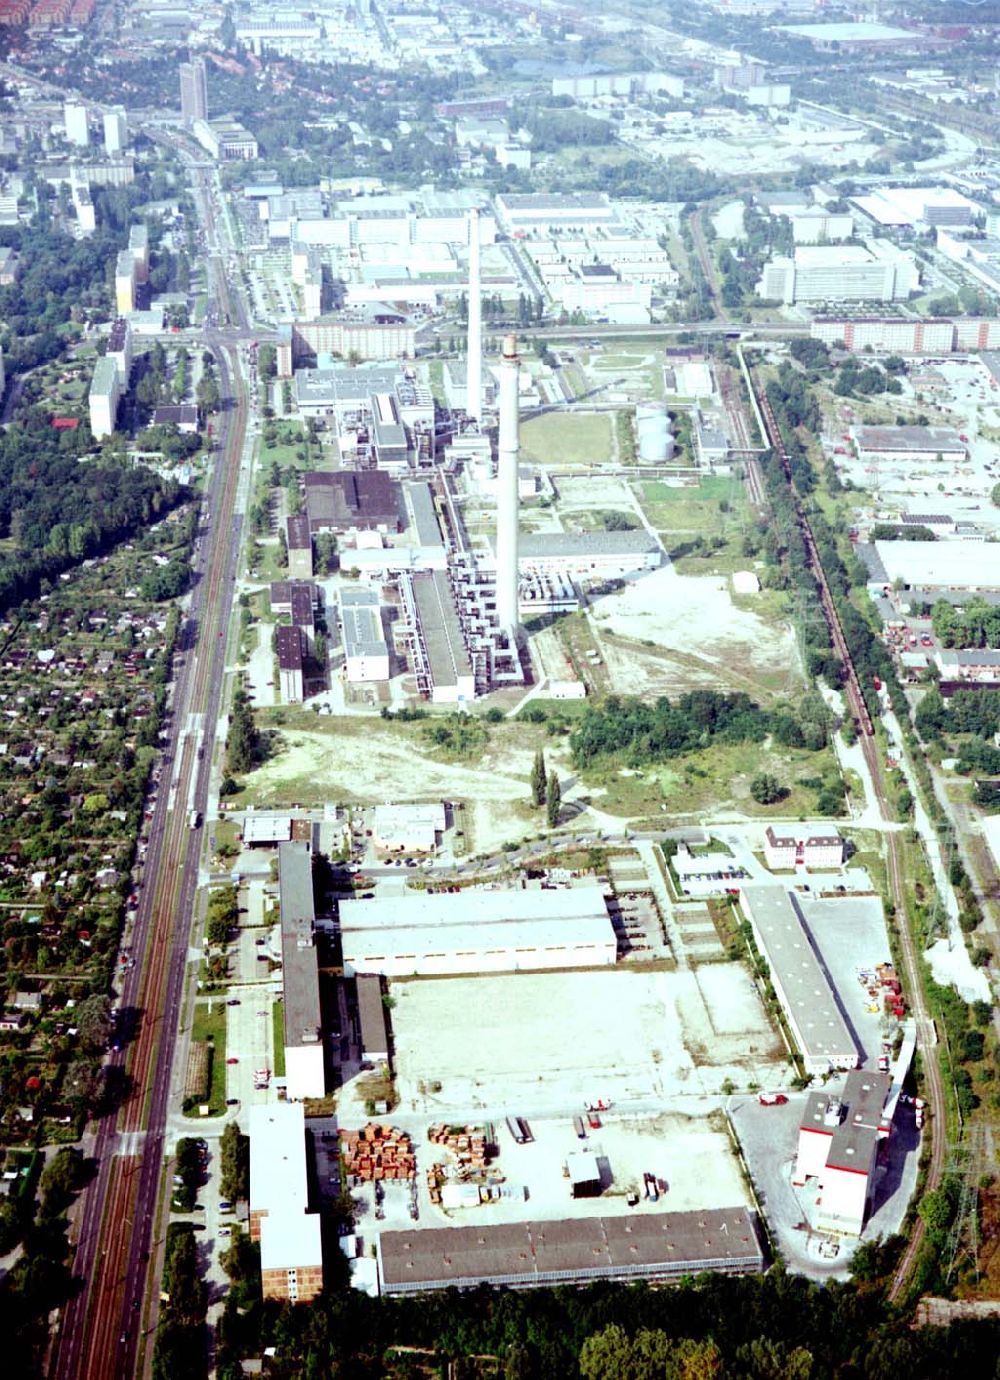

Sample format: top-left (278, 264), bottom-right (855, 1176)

top-left (740, 886), bottom-right (858, 1076)
top-left (340, 884), bottom-right (617, 977)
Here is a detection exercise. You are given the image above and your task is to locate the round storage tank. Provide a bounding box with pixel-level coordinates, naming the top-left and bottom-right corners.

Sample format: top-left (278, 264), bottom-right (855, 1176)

top-left (637, 411), bottom-right (673, 464)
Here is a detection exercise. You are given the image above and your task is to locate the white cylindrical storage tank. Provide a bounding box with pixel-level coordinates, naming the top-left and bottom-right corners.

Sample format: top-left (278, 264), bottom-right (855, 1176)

top-left (638, 421), bottom-right (673, 463)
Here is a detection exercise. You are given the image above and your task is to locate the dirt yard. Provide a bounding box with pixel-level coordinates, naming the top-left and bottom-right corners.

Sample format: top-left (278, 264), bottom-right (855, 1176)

top-left (246, 715), bottom-right (574, 855)
top-left (590, 565), bottom-right (803, 700)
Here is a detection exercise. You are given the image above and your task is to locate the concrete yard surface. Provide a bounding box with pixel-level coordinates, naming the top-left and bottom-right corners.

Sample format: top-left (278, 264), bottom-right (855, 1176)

top-left (390, 967), bottom-right (787, 1116)
top-left (346, 1108), bottom-right (750, 1236)
top-left (795, 893), bottom-right (895, 1069)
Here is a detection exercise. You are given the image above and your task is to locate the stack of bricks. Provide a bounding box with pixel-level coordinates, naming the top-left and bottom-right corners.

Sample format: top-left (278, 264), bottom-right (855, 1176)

top-left (341, 1123), bottom-right (416, 1181)
top-left (427, 1123), bottom-right (489, 1172)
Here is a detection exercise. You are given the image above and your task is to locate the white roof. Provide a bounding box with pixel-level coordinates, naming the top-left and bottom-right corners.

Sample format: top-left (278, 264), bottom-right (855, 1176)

top-left (566, 1151), bottom-right (601, 1184)
top-left (259, 1208), bottom-right (323, 1271)
top-left (243, 815), bottom-right (293, 845)
top-left (373, 802), bottom-right (446, 844)
top-left (874, 540), bottom-right (1000, 589)
top-left (341, 884), bottom-right (614, 971)
top-left (249, 1102), bottom-right (309, 1218)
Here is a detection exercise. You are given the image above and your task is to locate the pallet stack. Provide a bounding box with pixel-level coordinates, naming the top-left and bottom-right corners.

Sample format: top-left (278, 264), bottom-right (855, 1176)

top-left (427, 1123), bottom-right (490, 1172)
top-left (341, 1123), bottom-right (416, 1181)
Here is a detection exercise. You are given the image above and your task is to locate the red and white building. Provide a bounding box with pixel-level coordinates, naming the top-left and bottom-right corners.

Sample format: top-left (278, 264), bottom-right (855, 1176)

top-left (793, 1071), bottom-right (892, 1236)
top-left (763, 826), bottom-right (844, 870)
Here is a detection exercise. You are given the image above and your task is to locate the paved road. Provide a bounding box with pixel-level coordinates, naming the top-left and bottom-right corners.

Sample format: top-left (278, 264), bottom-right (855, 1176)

top-left (50, 154), bottom-right (252, 1380)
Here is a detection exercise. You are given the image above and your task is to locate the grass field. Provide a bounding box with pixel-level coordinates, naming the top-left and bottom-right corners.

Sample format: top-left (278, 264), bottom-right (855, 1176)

top-left (189, 999), bottom-right (227, 1116)
top-left (272, 1001), bottom-right (286, 1077)
top-left (519, 410), bottom-right (614, 467)
top-left (634, 474), bottom-right (745, 538)
top-left (584, 740), bottom-right (843, 821)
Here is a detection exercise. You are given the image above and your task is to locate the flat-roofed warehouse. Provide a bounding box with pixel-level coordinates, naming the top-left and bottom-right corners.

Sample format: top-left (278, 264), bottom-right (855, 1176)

top-left (740, 886), bottom-right (858, 1076)
top-left (486, 530), bottom-right (661, 580)
top-left (853, 425), bottom-right (966, 463)
top-left (278, 841), bottom-right (325, 1100)
top-left (376, 1207), bottom-right (764, 1294)
top-left (866, 540), bottom-right (1000, 592)
top-left (340, 883), bottom-right (617, 977)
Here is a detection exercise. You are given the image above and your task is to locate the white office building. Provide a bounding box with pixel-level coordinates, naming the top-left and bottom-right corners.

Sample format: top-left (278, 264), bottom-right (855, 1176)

top-left (757, 242), bottom-right (918, 304)
top-left (88, 356), bottom-right (121, 439)
top-left (63, 102), bottom-right (89, 148)
top-left (103, 107), bottom-right (127, 156)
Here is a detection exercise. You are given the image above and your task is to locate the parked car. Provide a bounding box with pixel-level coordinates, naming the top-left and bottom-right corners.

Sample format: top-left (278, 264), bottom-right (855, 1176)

top-left (758, 1092), bottom-right (788, 1106)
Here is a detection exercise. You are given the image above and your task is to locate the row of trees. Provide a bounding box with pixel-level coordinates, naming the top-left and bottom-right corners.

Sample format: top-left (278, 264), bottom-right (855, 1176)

top-left (213, 1262), bottom-right (1000, 1380)
top-left (153, 1224), bottom-right (208, 1380)
top-left (531, 749), bottom-right (561, 827)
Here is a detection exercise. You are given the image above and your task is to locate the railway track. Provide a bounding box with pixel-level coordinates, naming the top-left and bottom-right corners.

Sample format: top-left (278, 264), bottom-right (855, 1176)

top-left (752, 372), bottom-right (946, 1304)
top-left (51, 340), bottom-right (249, 1380)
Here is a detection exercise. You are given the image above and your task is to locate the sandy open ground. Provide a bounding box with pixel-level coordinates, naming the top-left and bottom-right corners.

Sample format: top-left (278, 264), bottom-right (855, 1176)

top-left (248, 721), bottom-right (571, 854)
top-left (590, 565), bottom-right (802, 699)
top-left (391, 966), bottom-right (785, 1116)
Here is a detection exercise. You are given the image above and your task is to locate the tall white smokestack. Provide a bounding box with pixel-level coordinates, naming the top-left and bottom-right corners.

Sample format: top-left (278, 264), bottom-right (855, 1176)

top-left (466, 209), bottom-right (482, 422)
top-left (496, 333), bottom-right (520, 631)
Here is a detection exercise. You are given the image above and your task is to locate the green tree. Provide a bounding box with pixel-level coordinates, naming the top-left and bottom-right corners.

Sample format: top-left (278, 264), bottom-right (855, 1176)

top-left (546, 771), bottom-right (561, 827)
top-left (75, 994), bottom-right (112, 1053)
top-left (531, 748), bottom-right (547, 807)
top-left (750, 773), bottom-right (785, 805)
top-left (226, 692), bottom-right (260, 776)
top-left (219, 1122), bottom-right (250, 1204)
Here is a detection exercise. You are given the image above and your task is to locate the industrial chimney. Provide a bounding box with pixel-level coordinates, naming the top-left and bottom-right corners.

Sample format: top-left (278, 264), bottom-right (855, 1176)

top-left (495, 334), bottom-right (520, 631)
top-left (466, 209), bottom-right (483, 422)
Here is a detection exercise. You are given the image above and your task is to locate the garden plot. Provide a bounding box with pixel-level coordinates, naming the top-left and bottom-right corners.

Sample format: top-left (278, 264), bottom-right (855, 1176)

top-left (391, 966), bottom-right (785, 1117)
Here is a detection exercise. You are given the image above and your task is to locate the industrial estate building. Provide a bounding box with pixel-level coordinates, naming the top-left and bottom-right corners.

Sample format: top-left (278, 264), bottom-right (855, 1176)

top-left (340, 884), bottom-right (617, 978)
top-left (793, 1072), bottom-right (892, 1236)
top-left (278, 842), bottom-right (325, 1101)
top-left (376, 1208), bottom-right (765, 1293)
top-left (249, 1103), bottom-right (324, 1302)
top-left (740, 886), bottom-right (858, 1075)
top-left (863, 539), bottom-right (1000, 592)
top-left (853, 425), bottom-right (966, 464)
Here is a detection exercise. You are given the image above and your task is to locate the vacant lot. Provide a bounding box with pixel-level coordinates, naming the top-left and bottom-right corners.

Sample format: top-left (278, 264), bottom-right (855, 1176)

top-left (520, 411), bottom-right (614, 467)
top-left (245, 712), bottom-right (573, 854)
top-left (634, 476), bottom-right (742, 536)
top-left (590, 564), bottom-right (803, 700)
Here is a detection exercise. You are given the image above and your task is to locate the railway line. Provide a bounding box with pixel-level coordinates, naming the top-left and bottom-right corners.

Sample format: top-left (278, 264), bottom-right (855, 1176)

top-left (50, 336), bottom-right (249, 1380)
top-left (751, 372), bottom-right (946, 1303)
